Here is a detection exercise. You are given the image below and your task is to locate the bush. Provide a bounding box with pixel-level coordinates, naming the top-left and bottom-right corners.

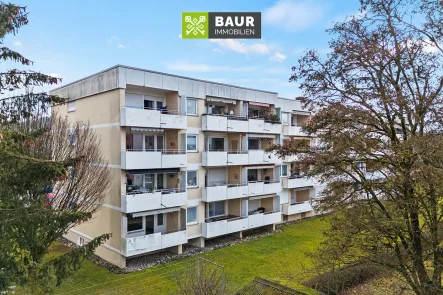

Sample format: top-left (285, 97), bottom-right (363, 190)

top-left (304, 263), bottom-right (388, 295)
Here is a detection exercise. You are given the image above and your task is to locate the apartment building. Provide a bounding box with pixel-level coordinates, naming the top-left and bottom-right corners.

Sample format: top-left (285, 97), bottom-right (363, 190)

top-left (50, 65), bottom-right (325, 268)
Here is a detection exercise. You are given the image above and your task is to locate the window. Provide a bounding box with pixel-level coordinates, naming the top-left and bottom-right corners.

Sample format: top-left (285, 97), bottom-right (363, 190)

top-left (208, 201), bottom-right (225, 218)
top-left (187, 98), bottom-right (197, 115)
top-left (187, 207), bottom-right (198, 224)
top-left (281, 165), bottom-right (288, 177)
top-left (157, 213), bottom-right (164, 226)
top-left (127, 215), bottom-right (143, 232)
top-left (78, 237), bottom-right (84, 246)
top-left (187, 171), bottom-right (198, 188)
top-left (281, 112), bottom-right (289, 125)
top-left (248, 138), bottom-right (260, 150)
top-left (67, 101), bottom-right (76, 112)
top-left (187, 135), bottom-right (198, 152)
top-left (209, 137), bottom-right (225, 151)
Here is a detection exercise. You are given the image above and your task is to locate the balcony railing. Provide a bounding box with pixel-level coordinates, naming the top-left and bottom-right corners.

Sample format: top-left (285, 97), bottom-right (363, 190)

top-left (126, 148), bottom-right (186, 154)
top-left (126, 187), bottom-right (185, 195)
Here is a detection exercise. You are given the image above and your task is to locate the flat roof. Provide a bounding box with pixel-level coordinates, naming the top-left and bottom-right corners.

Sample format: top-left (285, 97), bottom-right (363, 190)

top-left (50, 64), bottom-right (282, 96)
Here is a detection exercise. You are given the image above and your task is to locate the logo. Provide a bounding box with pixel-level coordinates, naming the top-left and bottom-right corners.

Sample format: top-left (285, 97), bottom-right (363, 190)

top-left (182, 12), bottom-right (209, 39)
top-left (182, 12), bottom-right (261, 39)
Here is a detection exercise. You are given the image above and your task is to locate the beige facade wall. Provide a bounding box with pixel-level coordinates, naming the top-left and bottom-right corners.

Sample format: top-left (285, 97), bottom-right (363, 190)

top-left (228, 199), bottom-right (241, 216)
top-left (53, 89), bottom-right (123, 126)
top-left (228, 166), bottom-right (241, 184)
top-left (261, 197), bottom-right (274, 212)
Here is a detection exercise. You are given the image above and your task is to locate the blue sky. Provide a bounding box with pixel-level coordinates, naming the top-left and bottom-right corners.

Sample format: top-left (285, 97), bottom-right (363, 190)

top-left (8, 0), bottom-right (361, 98)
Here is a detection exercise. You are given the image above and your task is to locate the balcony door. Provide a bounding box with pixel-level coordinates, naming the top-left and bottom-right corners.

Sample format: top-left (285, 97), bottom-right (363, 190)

top-left (143, 134), bottom-right (164, 152)
top-left (208, 137), bottom-right (225, 151)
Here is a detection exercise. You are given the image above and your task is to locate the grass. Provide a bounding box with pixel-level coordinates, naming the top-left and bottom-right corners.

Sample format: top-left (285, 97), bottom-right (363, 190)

top-left (29, 217), bottom-right (330, 294)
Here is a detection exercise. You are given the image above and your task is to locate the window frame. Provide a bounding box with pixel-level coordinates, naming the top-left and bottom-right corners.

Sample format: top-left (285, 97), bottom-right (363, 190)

top-left (208, 201), bottom-right (226, 218)
top-left (281, 164), bottom-right (288, 177)
top-left (281, 112), bottom-right (289, 125)
top-left (127, 215), bottom-right (144, 233)
top-left (187, 98), bottom-right (198, 116)
top-left (186, 206), bottom-right (198, 225)
top-left (187, 170), bottom-right (198, 188)
top-left (186, 134), bottom-right (198, 152)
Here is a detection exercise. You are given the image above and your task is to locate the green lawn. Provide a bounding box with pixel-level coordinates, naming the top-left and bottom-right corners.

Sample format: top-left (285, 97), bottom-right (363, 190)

top-left (43, 217), bottom-right (329, 294)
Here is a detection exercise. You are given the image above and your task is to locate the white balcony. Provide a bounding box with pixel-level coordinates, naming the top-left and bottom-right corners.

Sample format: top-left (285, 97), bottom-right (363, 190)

top-left (283, 125), bottom-right (303, 136)
top-left (227, 217), bottom-right (248, 233)
top-left (248, 119), bottom-right (265, 133)
top-left (248, 211), bottom-right (280, 229)
top-left (121, 150), bottom-right (187, 169)
top-left (263, 122), bottom-right (282, 134)
top-left (123, 230), bottom-right (187, 257)
top-left (122, 188), bottom-right (187, 213)
top-left (263, 211), bottom-right (281, 224)
top-left (263, 181), bottom-right (282, 194)
top-left (202, 115), bottom-right (227, 132)
top-left (202, 151), bottom-right (228, 166)
top-left (202, 220), bottom-right (228, 238)
top-left (122, 191), bottom-right (162, 213)
top-left (247, 213), bottom-right (264, 229)
top-left (202, 185), bottom-right (228, 202)
top-left (248, 181), bottom-right (264, 196)
top-left (227, 118), bottom-right (249, 132)
top-left (282, 177), bottom-right (313, 189)
top-left (284, 154), bottom-right (299, 163)
top-left (120, 107), bottom-right (186, 129)
top-left (282, 201), bottom-right (313, 215)
top-left (263, 152), bottom-right (282, 165)
top-left (227, 151), bottom-right (249, 165)
top-left (248, 150), bottom-right (265, 165)
top-left (160, 189), bottom-right (187, 208)
top-left (227, 184), bottom-right (249, 199)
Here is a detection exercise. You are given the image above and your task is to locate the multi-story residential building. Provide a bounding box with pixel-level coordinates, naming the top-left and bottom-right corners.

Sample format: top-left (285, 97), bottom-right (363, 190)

top-left (50, 65), bottom-right (325, 268)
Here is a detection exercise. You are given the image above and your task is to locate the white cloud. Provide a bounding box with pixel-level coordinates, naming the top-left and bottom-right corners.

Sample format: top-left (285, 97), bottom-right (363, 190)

top-left (263, 0), bottom-right (327, 31)
top-left (178, 34), bottom-right (182, 39)
top-left (106, 36), bottom-right (118, 44)
top-left (13, 41), bottom-right (22, 46)
top-left (117, 44), bottom-right (125, 49)
top-left (166, 60), bottom-right (258, 72)
top-left (212, 48), bottom-right (224, 54)
top-left (210, 39), bottom-right (270, 55)
top-left (270, 52), bottom-right (287, 62)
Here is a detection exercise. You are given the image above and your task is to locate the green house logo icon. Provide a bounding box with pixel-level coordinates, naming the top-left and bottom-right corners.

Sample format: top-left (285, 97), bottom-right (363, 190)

top-left (182, 12), bottom-right (209, 39)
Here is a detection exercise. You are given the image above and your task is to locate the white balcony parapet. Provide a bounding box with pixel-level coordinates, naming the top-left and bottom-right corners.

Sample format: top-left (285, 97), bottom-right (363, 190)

top-left (227, 183), bottom-right (248, 199)
top-left (202, 184), bottom-right (228, 202)
top-left (263, 180), bottom-right (282, 194)
top-left (263, 152), bottom-right (282, 165)
top-left (122, 229), bottom-right (187, 257)
top-left (248, 181), bottom-right (264, 196)
top-left (283, 125), bottom-right (304, 136)
top-left (122, 188), bottom-right (187, 213)
top-left (248, 150), bottom-right (265, 165)
top-left (282, 176), bottom-right (313, 189)
top-left (120, 106), bottom-right (186, 129)
top-left (263, 121), bottom-right (282, 134)
top-left (202, 219), bottom-right (228, 238)
top-left (227, 150), bottom-right (249, 166)
top-left (248, 210), bottom-right (280, 229)
top-left (202, 151), bottom-right (228, 166)
top-left (227, 117), bottom-right (249, 132)
top-left (203, 183), bottom-right (249, 201)
top-left (248, 118), bottom-right (265, 133)
top-left (121, 149), bottom-right (186, 170)
top-left (282, 201), bottom-right (313, 215)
